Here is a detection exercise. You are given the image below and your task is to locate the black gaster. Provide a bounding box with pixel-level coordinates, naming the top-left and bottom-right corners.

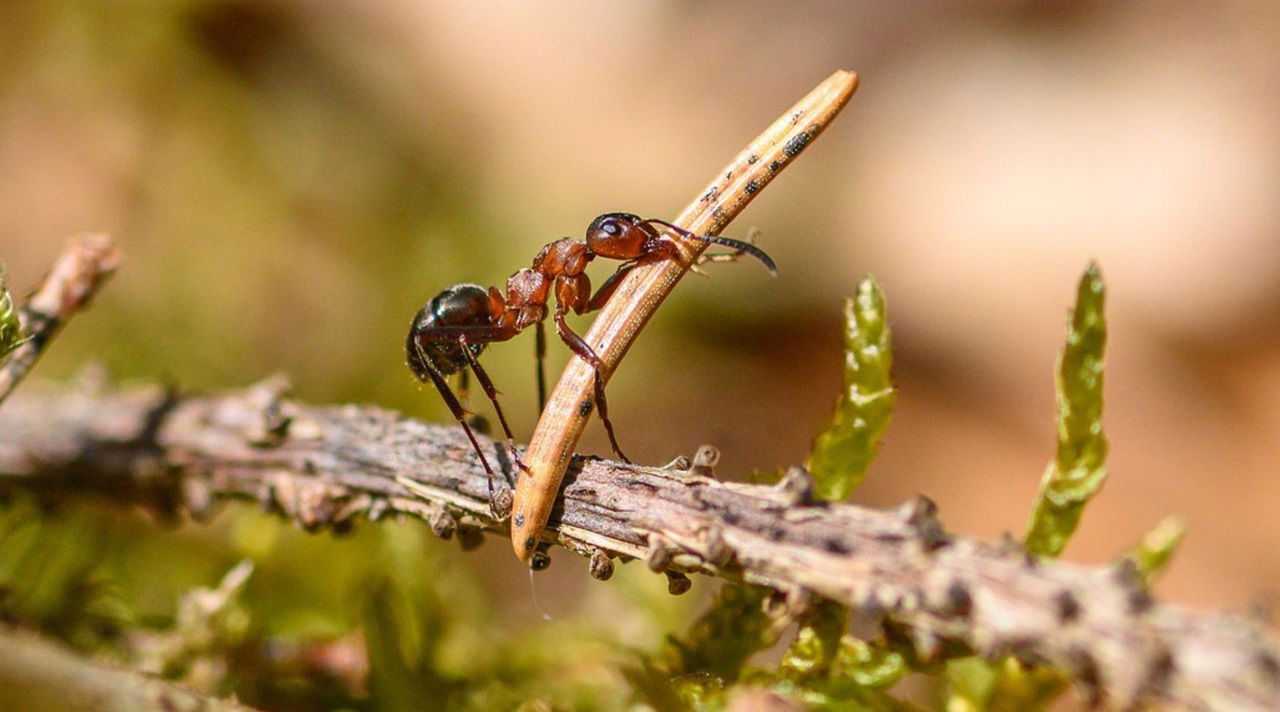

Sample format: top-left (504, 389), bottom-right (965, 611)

top-left (406, 283), bottom-right (492, 380)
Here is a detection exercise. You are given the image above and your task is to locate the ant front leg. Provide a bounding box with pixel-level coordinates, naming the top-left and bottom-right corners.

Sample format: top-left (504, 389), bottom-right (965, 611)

top-left (585, 261), bottom-right (637, 312)
top-left (552, 275), bottom-right (632, 464)
top-left (553, 310), bottom-right (631, 464)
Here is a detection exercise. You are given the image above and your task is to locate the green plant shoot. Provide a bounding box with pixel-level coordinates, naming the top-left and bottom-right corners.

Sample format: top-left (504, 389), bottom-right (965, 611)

top-left (1122, 515), bottom-right (1186, 586)
top-left (788, 279), bottom-right (899, 708)
top-left (0, 263), bottom-right (23, 359)
top-left (807, 278), bottom-right (895, 501)
top-left (1025, 262), bottom-right (1108, 558)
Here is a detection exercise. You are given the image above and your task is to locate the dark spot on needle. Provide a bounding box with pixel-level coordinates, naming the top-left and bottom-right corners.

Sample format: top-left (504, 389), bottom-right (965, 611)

top-left (747, 154), bottom-right (758, 164)
top-left (578, 399), bottom-right (593, 417)
top-left (744, 180), bottom-right (760, 195)
top-left (514, 514), bottom-right (524, 527)
top-left (524, 536), bottom-right (535, 551)
top-left (768, 160), bottom-right (780, 173)
top-left (783, 132), bottom-right (811, 157)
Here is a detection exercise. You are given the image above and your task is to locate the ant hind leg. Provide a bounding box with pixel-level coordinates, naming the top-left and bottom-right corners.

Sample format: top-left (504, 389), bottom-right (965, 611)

top-left (412, 340), bottom-right (505, 515)
top-left (459, 337), bottom-right (524, 484)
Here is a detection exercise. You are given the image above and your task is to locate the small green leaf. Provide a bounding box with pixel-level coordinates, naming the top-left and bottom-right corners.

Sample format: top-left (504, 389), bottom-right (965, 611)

top-left (779, 600), bottom-right (848, 682)
top-left (808, 278), bottom-right (896, 501)
top-left (829, 636), bottom-right (908, 690)
top-left (1122, 515), bottom-right (1186, 586)
top-left (945, 657), bottom-right (998, 712)
top-left (753, 640), bottom-right (918, 712)
top-left (1025, 263), bottom-right (1108, 558)
top-left (946, 657), bottom-right (1067, 712)
top-left (667, 583), bottom-right (772, 682)
top-left (0, 262), bottom-right (24, 359)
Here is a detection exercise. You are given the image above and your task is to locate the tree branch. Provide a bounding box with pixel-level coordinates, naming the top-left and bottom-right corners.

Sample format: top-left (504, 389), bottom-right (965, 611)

top-left (0, 628), bottom-right (262, 712)
top-left (0, 234), bottom-right (120, 405)
top-left (0, 379), bottom-right (1276, 712)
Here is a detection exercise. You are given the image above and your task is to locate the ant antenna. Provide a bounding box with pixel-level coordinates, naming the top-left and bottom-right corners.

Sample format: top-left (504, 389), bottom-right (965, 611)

top-left (639, 218), bottom-right (778, 275)
top-left (528, 567), bottom-right (552, 621)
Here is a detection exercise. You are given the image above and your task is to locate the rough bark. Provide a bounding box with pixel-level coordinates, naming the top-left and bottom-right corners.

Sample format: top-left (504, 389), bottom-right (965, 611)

top-left (0, 378), bottom-right (1276, 712)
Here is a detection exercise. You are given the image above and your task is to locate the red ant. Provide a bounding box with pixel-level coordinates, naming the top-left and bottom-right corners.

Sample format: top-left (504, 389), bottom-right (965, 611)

top-left (406, 213), bottom-right (775, 502)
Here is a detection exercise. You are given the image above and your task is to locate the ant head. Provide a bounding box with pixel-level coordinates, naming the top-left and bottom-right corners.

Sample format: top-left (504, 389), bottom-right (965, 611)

top-left (587, 212), bottom-right (641, 238)
top-left (585, 212), bottom-right (650, 260)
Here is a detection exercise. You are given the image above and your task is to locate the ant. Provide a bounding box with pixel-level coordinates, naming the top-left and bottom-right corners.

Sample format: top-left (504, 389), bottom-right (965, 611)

top-left (406, 213), bottom-right (776, 504)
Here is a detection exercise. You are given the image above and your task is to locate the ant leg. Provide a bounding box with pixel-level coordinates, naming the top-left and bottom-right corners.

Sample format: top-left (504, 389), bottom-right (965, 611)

top-left (457, 367), bottom-right (473, 414)
top-left (552, 310), bottom-right (632, 464)
top-left (585, 261), bottom-right (639, 312)
top-left (458, 336), bottom-right (524, 483)
top-left (534, 320), bottom-right (547, 414)
top-left (412, 340), bottom-right (502, 512)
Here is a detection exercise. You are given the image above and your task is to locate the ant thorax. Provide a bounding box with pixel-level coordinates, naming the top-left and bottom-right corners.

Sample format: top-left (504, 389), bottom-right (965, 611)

top-left (500, 269), bottom-right (550, 330)
top-left (532, 238), bottom-right (591, 277)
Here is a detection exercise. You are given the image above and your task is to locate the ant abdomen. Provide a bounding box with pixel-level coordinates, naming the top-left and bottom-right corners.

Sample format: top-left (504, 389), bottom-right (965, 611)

top-left (406, 283), bottom-right (493, 379)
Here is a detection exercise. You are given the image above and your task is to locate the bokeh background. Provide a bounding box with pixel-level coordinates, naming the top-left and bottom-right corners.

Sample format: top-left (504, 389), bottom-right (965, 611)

top-left (1, 0), bottom-right (1278, 706)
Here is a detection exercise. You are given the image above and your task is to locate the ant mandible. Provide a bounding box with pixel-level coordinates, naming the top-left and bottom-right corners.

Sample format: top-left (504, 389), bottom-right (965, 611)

top-left (406, 213), bottom-right (776, 502)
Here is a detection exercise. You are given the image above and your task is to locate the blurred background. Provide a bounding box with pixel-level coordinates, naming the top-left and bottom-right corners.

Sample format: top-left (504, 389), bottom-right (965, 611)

top-left (1, 0), bottom-right (1278, 706)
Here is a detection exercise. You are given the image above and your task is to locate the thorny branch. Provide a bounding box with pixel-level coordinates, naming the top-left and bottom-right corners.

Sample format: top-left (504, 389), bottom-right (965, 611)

top-left (0, 234), bottom-right (120, 405)
top-left (0, 378), bottom-right (1275, 712)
